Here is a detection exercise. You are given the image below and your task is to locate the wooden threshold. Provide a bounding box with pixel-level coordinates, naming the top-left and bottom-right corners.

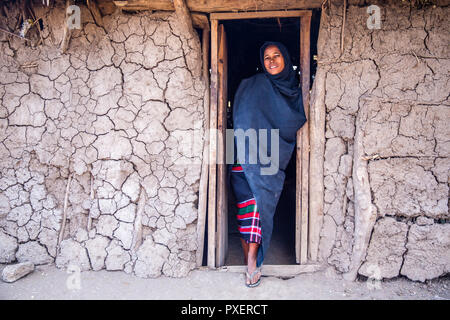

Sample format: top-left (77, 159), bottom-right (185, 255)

top-left (218, 264), bottom-right (322, 277)
top-left (211, 10), bottom-right (312, 21)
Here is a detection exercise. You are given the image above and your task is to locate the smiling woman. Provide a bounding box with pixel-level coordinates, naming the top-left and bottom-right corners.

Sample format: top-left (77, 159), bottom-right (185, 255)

top-left (230, 41), bottom-right (307, 287)
top-left (263, 45), bottom-right (285, 75)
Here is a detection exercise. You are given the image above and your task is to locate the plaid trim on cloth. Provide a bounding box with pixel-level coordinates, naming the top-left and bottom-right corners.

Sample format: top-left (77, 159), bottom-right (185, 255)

top-left (231, 164), bottom-right (243, 172)
top-left (230, 164), bottom-right (262, 244)
top-left (236, 198), bottom-right (261, 243)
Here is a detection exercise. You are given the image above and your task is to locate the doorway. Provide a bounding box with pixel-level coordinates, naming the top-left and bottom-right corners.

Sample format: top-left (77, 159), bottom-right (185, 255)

top-left (223, 17), bottom-right (300, 266)
top-left (207, 10), bottom-right (316, 269)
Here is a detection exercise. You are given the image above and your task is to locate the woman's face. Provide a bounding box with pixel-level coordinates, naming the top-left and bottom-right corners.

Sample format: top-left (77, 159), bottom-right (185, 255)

top-left (263, 45), bottom-right (285, 75)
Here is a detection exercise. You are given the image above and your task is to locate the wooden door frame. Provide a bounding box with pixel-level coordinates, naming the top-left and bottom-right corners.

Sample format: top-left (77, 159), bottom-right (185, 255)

top-left (215, 23), bottom-right (228, 267)
top-left (208, 10), bottom-right (315, 269)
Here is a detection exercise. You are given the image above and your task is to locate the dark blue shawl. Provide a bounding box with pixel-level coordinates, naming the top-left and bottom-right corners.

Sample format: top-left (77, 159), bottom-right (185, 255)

top-left (232, 41), bottom-right (306, 267)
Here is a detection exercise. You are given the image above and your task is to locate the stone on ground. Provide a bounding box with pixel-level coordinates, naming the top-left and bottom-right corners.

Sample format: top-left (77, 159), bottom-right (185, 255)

top-left (2, 261), bottom-right (35, 283)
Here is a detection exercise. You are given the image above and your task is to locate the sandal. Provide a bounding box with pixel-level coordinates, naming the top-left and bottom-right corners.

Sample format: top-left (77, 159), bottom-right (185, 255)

top-left (245, 267), bottom-right (262, 288)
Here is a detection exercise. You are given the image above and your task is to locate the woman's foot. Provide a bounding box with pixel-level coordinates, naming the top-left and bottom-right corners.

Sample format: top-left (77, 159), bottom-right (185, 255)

top-left (239, 240), bottom-right (261, 287)
top-left (245, 264), bottom-right (261, 287)
top-left (245, 268), bottom-right (261, 288)
top-left (245, 243), bottom-right (261, 287)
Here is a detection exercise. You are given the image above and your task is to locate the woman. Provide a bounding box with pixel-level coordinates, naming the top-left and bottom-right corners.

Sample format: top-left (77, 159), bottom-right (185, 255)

top-left (230, 41), bottom-right (306, 287)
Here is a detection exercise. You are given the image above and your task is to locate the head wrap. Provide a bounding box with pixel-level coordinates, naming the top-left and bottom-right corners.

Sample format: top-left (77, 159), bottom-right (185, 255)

top-left (260, 41), bottom-right (300, 99)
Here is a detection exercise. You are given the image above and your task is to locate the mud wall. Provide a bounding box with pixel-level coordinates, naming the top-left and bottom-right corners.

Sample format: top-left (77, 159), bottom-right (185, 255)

top-left (0, 3), bottom-right (205, 278)
top-left (316, 1), bottom-right (449, 281)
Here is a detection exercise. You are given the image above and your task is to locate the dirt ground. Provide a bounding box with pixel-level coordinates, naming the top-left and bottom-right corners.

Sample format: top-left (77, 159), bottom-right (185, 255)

top-left (0, 263), bottom-right (448, 300)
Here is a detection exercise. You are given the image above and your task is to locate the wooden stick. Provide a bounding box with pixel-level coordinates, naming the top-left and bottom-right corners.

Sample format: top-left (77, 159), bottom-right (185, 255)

top-left (87, 171), bottom-right (94, 231)
top-left (20, 0), bottom-right (27, 25)
top-left (173, 0), bottom-right (202, 78)
top-left (196, 26), bottom-right (210, 267)
top-left (192, 13), bottom-right (209, 30)
top-left (308, 7), bottom-right (329, 263)
top-left (25, 0), bottom-right (44, 46)
top-left (20, 61), bottom-right (38, 68)
top-left (60, 0), bottom-right (74, 53)
top-left (343, 100), bottom-right (377, 281)
top-left (173, 0), bottom-right (195, 38)
top-left (87, 0), bottom-right (104, 27)
top-left (58, 173), bottom-right (73, 246)
top-left (132, 187), bottom-right (146, 251)
top-left (0, 27), bottom-right (32, 41)
top-left (340, 0), bottom-right (347, 54)
top-left (31, 18), bottom-right (44, 46)
top-left (308, 67), bottom-right (326, 263)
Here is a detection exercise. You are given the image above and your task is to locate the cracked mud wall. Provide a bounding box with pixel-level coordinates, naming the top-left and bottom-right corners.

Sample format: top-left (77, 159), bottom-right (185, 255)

top-left (0, 2), bottom-right (205, 278)
top-left (316, 1), bottom-right (449, 281)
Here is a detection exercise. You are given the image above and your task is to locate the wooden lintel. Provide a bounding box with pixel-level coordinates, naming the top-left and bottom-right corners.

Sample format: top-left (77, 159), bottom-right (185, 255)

top-left (105, 0), bottom-right (322, 13)
top-left (210, 10), bottom-right (312, 21)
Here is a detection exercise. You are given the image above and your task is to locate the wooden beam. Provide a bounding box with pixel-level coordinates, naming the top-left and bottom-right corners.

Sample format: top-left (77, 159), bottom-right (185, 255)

top-left (173, 0), bottom-right (195, 37)
top-left (58, 173), bottom-right (73, 245)
top-left (340, 0), bottom-right (347, 54)
top-left (219, 264), bottom-right (322, 277)
top-left (307, 9), bottom-right (329, 263)
top-left (97, 0), bottom-right (117, 15)
top-left (105, 0), bottom-right (323, 12)
top-left (343, 100), bottom-right (377, 281)
top-left (192, 13), bottom-right (209, 30)
top-left (210, 10), bottom-right (311, 20)
top-left (308, 67), bottom-right (326, 262)
top-left (87, 0), bottom-right (104, 27)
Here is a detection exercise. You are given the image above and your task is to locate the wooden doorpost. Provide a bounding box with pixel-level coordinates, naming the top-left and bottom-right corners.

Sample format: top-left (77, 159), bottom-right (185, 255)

top-left (216, 24), bottom-right (229, 267)
top-left (209, 10), bottom-right (313, 268)
top-left (296, 12), bottom-right (311, 264)
top-left (207, 19), bottom-right (219, 268)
